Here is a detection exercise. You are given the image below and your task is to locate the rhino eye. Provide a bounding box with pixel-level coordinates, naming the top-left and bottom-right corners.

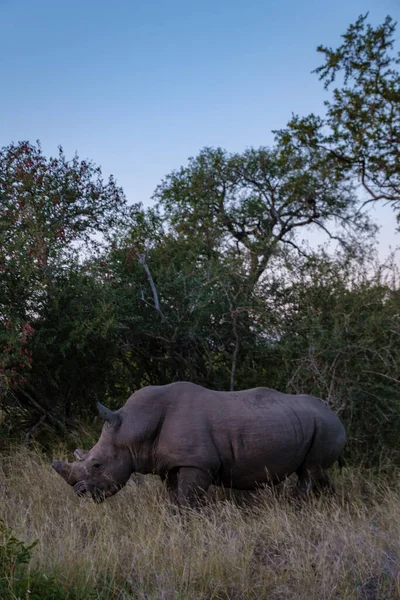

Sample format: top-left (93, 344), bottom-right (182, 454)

top-left (92, 463), bottom-right (102, 470)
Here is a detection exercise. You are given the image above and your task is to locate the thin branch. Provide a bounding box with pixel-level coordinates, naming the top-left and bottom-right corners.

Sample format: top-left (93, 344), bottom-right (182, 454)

top-left (224, 289), bottom-right (240, 391)
top-left (280, 238), bottom-right (309, 257)
top-left (360, 158), bottom-right (396, 202)
top-left (230, 323), bottom-right (240, 392)
top-left (16, 388), bottom-right (69, 432)
top-left (139, 253), bottom-right (166, 322)
top-left (313, 219), bottom-right (350, 248)
top-left (365, 370), bottom-right (400, 384)
top-left (23, 414), bottom-right (46, 447)
top-left (279, 210), bottom-right (318, 232)
top-left (355, 196), bottom-right (379, 214)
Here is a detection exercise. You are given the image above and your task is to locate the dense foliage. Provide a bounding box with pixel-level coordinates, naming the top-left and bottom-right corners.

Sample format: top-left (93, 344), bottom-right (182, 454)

top-left (1, 15), bottom-right (399, 465)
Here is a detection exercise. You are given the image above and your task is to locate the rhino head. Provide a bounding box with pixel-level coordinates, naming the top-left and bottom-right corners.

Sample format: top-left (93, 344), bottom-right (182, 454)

top-left (52, 402), bottom-right (133, 502)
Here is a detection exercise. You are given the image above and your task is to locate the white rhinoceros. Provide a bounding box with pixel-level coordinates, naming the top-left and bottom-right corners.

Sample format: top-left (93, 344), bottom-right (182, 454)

top-left (52, 381), bottom-right (346, 507)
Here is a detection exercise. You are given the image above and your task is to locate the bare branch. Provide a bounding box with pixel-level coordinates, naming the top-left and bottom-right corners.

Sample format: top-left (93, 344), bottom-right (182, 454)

top-left (23, 414), bottom-right (46, 447)
top-left (224, 289), bottom-right (240, 391)
top-left (16, 388), bottom-right (69, 432)
top-left (139, 253), bottom-right (166, 322)
top-left (280, 238), bottom-right (310, 257)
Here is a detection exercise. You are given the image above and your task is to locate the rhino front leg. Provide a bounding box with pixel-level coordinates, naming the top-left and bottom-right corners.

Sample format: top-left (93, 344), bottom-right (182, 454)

top-left (175, 467), bottom-right (212, 508)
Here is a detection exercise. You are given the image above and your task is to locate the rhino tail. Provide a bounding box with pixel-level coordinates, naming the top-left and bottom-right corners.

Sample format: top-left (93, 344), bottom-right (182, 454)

top-left (337, 455), bottom-right (345, 470)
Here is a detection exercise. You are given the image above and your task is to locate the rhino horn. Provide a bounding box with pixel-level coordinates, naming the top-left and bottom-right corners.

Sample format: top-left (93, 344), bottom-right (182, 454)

top-left (96, 402), bottom-right (121, 426)
top-left (74, 449), bottom-right (88, 461)
top-left (52, 460), bottom-right (64, 474)
top-left (52, 460), bottom-right (72, 482)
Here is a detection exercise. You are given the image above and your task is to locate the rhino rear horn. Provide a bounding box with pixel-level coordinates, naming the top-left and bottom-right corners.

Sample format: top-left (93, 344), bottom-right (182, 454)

top-left (96, 402), bottom-right (121, 427)
top-left (74, 449), bottom-right (88, 461)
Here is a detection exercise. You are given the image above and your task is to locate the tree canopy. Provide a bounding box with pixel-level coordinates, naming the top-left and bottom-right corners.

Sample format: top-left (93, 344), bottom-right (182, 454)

top-left (279, 14), bottom-right (400, 220)
top-left (154, 143), bottom-right (372, 284)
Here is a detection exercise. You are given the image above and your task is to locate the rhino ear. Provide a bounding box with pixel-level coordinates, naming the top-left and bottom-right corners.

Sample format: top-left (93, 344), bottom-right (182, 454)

top-left (74, 449), bottom-right (88, 461)
top-left (96, 402), bottom-right (121, 427)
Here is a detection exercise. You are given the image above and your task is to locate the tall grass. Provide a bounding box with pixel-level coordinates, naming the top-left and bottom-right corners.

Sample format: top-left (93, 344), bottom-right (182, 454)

top-left (1, 447), bottom-right (400, 599)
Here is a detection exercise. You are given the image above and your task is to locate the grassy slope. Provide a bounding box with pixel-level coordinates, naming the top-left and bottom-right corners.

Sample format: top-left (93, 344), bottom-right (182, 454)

top-left (1, 448), bottom-right (400, 599)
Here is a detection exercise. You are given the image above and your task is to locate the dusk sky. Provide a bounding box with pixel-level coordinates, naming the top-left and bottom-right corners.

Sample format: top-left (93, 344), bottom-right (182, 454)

top-left (1, 0), bottom-right (399, 256)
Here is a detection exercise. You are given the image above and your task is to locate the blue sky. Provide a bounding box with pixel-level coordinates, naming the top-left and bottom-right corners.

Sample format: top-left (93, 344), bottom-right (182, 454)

top-left (1, 0), bottom-right (399, 255)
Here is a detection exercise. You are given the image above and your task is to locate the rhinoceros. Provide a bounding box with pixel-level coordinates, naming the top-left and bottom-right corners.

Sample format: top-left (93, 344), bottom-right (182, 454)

top-left (52, 381), bottom-right (345, 507)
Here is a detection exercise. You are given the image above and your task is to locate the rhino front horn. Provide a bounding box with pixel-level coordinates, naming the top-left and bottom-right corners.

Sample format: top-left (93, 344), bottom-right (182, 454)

top-left (52, 460), bottom-right (72, 482)
top-left (96, 402), bottom-right (121, 426)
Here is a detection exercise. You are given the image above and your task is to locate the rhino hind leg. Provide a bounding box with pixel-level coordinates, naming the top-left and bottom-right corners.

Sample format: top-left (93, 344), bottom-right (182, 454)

top-left (170, 467), bottom-right (212, 509)
top-left (165, 469), bottom-right (179, 505)
top-left (296, 465), bottom-right (335, 497)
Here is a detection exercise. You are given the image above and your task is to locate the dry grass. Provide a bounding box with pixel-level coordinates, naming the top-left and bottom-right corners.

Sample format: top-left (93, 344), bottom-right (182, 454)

top-left (1, 448), bottom-right (400, 599)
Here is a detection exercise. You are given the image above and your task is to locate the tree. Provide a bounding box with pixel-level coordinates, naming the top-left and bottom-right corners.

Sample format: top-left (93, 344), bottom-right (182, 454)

top-left (0, 141), bottom-right (127, 434)
top-left (279, 14), bottom-right (400, 219)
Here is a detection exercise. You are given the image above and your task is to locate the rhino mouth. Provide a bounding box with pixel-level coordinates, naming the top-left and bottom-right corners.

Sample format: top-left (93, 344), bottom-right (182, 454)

top-left (73, 481), bottom-right (106, 503)
top-left (73, 481), bottom-right (122, 503)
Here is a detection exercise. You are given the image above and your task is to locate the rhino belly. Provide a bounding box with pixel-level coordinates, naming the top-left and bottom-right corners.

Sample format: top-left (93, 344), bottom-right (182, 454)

top-left (220, 467), bottom-right (292, 489)
top-left (217, 434), bottom-right (309, 490)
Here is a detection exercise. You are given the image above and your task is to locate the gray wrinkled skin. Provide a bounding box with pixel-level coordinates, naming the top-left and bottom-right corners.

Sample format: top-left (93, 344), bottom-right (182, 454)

top-left (52, 382), bottom-right (346, 507)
